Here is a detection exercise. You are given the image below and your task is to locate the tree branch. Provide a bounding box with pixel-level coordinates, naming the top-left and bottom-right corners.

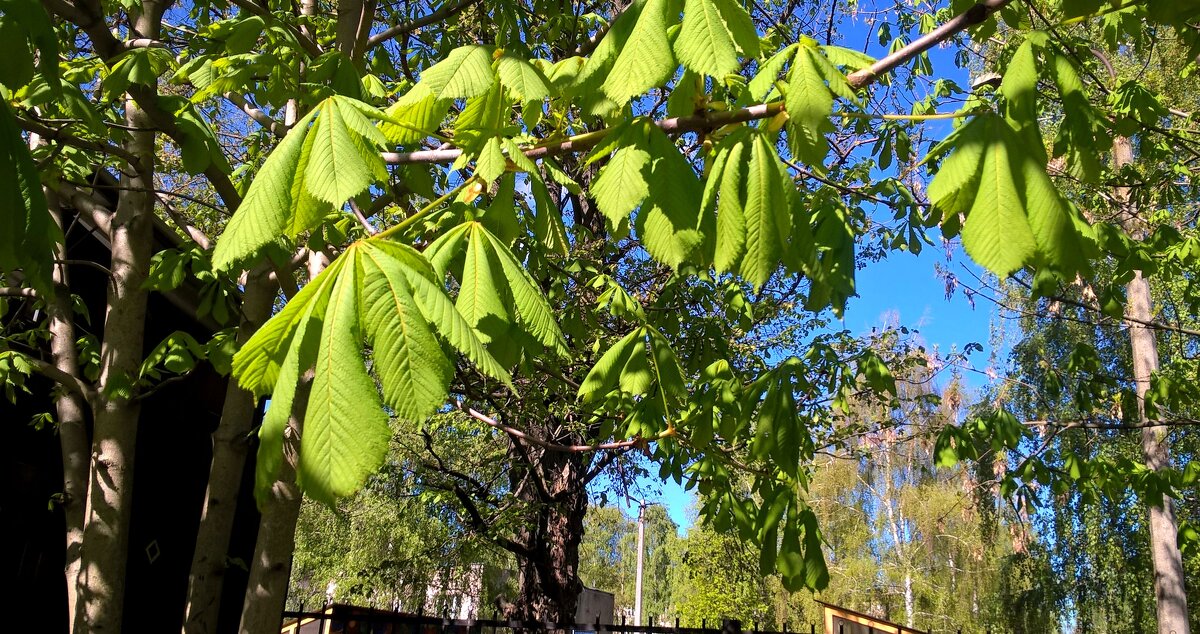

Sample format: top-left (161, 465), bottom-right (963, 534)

top-left (846, 0), bottom-right (1013, 89)
top-left (466, 408), bottom-right (661, 453)
top-left (380, 0), bottom-right (1012, 166)
top-left (366, 0), bottom-right (483, 49)
top-left (224, 92), bottom-right (289, 138)
top-left (27, 355), bottom-right (95, 401)
top-left (0, 287), bottom-right (41, 299)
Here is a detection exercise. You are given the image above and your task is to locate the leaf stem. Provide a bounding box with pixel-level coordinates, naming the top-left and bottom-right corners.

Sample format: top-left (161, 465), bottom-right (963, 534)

top-left (371, 175), bottom-right (481, 241)
top-left (836, 110), bottom-right (974, 121)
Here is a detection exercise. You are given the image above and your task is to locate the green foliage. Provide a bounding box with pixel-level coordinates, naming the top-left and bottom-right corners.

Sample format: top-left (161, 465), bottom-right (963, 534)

top-left (16, 0), bottom-right (1200, 623)
top-left (238, 240), bottom-right (514, 504)
top-left (0, 100), bottom-right (59, 294)
top-left (213, 96), bottom-right (390, 271)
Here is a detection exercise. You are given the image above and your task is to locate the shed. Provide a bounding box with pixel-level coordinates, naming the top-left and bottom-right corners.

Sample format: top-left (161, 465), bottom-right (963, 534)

top-left (816, 601), bottom-right (928, 634)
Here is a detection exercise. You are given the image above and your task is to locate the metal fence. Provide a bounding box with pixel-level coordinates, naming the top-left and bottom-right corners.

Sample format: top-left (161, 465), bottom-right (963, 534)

top-left (280, 606), bottom-right (821, 634)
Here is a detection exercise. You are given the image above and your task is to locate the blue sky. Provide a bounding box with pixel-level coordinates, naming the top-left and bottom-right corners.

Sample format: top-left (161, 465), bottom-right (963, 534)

top-left (600, 0), bottom-right (1008, 531)
top-left (608, 245), bottom-right (1001, 533)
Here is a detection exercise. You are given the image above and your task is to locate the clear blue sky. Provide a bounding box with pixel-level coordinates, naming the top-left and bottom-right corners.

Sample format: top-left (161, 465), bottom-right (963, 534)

top-left (608, 246), bottom-right (1000, 534)
top-left (593, 0), bottom-right (1007, 534)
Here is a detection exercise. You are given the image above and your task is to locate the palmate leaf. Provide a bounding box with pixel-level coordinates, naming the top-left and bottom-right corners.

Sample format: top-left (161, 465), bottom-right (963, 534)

top-left (496, 55), bottom-right (553, 103)
top-left (427, 221), bottom-right (569, 358)
top-left (578, 325), bottom-right (686, 407)
top-left (961, 125), bottom-right (1036, 278)
top-left (0, 99), bottom-right (60, 294)
top-left (409, 44), bottom-right (496, 100)
top-left (705, 129), bottom-right (793, 289)
top-left (213, 96), bottom-right (390, 272)
top-left (674, 0), bottom-right (759, 78)
top-left (603, 0), bottom-right (677, 104)
top-left (928, 114), bottom-right (1090, 278)
top-left (638, 125), bottom-right (706, 268)
top-left (381, 92), bottom-right (449, 145)
top-left (241, 240), bottom-right (512, 505)
top-left (299, 258), bottom-right (390, 504)
top-left (785, 44), bottom-right (835, 170)
top-left (591, 144), bottom-right (651, 232)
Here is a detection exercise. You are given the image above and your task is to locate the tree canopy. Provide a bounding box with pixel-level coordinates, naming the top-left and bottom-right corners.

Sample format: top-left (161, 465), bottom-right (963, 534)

top-left (2, 0), bottom-right (1199, 631)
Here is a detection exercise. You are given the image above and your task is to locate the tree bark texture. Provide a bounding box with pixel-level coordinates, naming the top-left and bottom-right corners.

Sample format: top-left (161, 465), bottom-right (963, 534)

top-left (74, 98), bottom-right (156, 632)
top-left (507, 441), bottom-right (587, 623)
top-left (182, 267), bottom-right (277, 634)
top-left (238, 377), bottom-right (311, 634)
top-left (73, 4), bottom-right (165, 628)
top-left (1114, 135), bottom-right (1191, 634)
top-left (47, 200), bottom-right (91, 634)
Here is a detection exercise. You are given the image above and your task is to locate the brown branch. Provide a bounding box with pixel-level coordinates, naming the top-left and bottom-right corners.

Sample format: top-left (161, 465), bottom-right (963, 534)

top-left (224, 92), bottom-right (289, 138)
top-left (847, 0), bottom-right (1013, 89)
top-left (466, 408), bottom-right (662, 453)
top-left (382, 102), bottom-right (786, 165)
top-left (366, 0), bottom-right (483, 49)
top-left (380, 0), bottom-right (1011, 167)
top-left (19, 115), bottom-right (143, 168)
top-left (26, 355), bottom-right (95, 401)
top-left (0, 287), bottom-right (41, 299)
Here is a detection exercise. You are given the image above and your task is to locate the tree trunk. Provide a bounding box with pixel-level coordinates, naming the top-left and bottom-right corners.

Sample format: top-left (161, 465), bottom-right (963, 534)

top-left (239, 252), bottom-right (324, 634)
top-left (508, 442), bottom-right (587, 624)
top-left (1114, 135), bottom-right (1191, 634)
top-left (182, 267), bottom-right (277, 634)
top-left (74, 93), bottom-right (156, 632)
top-left (238, 375), bottom-right (311, 634)
top-left (47, 199), bottom-right (91, 634)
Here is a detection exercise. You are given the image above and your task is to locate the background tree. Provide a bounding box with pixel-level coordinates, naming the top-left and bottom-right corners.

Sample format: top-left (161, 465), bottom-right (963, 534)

top-left (3, 0), bottom-right (1200, 632)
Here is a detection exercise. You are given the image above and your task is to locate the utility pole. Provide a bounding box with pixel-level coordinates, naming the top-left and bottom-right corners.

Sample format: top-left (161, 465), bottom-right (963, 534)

top-left (634, 500), bottom-right (646, 626)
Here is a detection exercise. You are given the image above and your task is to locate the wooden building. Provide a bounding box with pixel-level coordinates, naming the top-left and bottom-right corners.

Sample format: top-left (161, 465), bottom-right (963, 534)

top-left (817, 601), bottom-right (929, 634)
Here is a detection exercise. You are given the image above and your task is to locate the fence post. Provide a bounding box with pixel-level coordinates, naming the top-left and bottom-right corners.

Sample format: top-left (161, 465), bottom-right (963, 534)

top-left (701, 619), bottom-right (706, 631)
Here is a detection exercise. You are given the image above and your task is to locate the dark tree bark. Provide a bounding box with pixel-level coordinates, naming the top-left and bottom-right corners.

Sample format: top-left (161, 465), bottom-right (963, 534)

top-left (507, 441), bottom-right (588, 623)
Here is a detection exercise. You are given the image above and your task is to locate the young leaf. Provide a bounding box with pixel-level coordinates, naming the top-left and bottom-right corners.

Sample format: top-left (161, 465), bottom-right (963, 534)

top-left (960, 118), bottom-right (1036, 278)
top-left (214, 97), bottom-right (390, 271)
top-left (739, 133), bottom-right (792, 289)
top-left (479, 225), bottom-right (570, 355)
top-left (411, 45), bottom-right (496, 100)
top-left (592, 144), bottom-right (651, 230)
top-left (298, 259), bottom-right (390, 505)
top-left (497, 55), bottom-right (553, 103)
top-left (579, 328), bottom-right (642, 402)
top-left (603, 0), bottom-right (676, 104)
top-left (786, 45), bottom-right (834, 169)
top-left (234, 254), bottom-right (345, 395)
top-left (357, 243), bottom-right (453, 422)
top-left (674, 0), bottom-right (759, 78)
top-left (712, 133), bottom-right (749, 272)
top-left (637, 125), bottom-right (706, 269)
top-left (0, 99), bottom-right (60, 294)
top-left (253, 300), bottom-right (322, 505)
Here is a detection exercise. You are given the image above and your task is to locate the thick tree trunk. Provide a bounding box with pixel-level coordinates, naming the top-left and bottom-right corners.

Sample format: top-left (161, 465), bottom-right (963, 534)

top-left (47, 200), bottom-right (91, 634)
top-left (238, 376), bottom-right (311, 634)
top-left (182, 267), bottom-right (277, 634)
top-left (74, 95), bottom-right (156, 632)
top-left (1114, 136), bottom-right (1191, 634)
top-left (508, 443), bottom-right (587, 623)
top-left (239, 252), bottom-right (324, 634)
